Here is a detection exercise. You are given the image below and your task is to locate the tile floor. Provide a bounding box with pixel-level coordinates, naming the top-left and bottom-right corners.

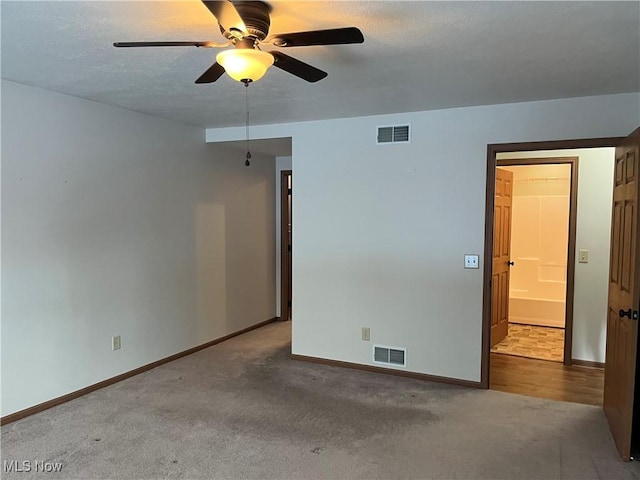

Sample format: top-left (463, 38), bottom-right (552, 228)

top-left (491, 323), bottom-right (564, 362)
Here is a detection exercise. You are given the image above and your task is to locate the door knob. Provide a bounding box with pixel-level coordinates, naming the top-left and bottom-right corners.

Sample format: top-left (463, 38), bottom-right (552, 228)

top-left (619, 309), bottom-right (639, 320)
top-left (508, 261), bottom-right (515, 266)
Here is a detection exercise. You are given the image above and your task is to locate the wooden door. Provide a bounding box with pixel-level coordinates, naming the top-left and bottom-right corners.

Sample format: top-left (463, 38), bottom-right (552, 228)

top-left (280, 171), bottom-right (292, 321)
top-left (605, 128), bottom-right (640, 460)
top-left (491, 168), bottom-right (513, 346)
top-left (286, 175), bottom-right (292, 319)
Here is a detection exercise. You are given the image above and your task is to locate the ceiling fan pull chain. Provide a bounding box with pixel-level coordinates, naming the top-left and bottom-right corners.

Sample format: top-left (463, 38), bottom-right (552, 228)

top-left (244, 80), bottom-right (251, 167)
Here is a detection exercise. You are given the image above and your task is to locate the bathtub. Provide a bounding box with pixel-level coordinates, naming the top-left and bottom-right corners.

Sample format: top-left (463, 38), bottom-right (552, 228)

top-left (508, 295), bottom-right (565, 328)
top-left (508, 257), bottom-right (566, 328)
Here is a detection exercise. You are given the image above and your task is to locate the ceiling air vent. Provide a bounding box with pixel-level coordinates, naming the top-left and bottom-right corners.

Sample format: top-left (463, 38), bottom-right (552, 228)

top-left (377, 125), bottom-right (410, 144)
top-left (373, 345), bottom-right (406, 367)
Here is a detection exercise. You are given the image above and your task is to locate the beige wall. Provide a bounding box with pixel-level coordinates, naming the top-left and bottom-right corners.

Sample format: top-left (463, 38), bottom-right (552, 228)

top-left (2, 80), bottom-right (277, 416)
top-left (207, 93), bottom-right (636, 380)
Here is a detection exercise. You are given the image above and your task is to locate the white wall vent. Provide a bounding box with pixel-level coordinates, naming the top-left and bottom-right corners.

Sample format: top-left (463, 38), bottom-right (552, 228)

top-left (373, 345), bottom-right (407, 367)
top-left (377, 125), bottom-right (410, 144)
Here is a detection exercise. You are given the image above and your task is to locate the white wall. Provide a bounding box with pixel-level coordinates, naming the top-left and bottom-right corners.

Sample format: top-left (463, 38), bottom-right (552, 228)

top-left (497, 148), bottom-right (615, 363)
top-left (206, 93), bottom-right (638, 383)
top-left (275, 156), bottom-right (292, 317)
top-left (1, 80), bottom-right (276, 416)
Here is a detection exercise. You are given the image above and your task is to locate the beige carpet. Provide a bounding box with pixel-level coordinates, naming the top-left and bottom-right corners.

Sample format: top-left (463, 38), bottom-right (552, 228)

top-left (2, 322), bottom-right (638, 479)
top-left (491, 323), bottom-right (565, 362)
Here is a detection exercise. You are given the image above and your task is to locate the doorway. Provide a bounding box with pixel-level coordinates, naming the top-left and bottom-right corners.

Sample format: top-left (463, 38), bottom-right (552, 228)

top-left (482, 140), bottom-right (623, 413)
top-left (490, 158), bottom-right (577, 364)
top-left (483, 139), bottom-right (621, 385)
top-left (280, 170), bottom-right (292, 321)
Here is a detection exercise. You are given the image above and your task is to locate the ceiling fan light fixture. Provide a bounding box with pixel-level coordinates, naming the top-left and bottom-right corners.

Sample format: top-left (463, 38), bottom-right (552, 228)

top-left (216, 48), bottom-right (274, 83)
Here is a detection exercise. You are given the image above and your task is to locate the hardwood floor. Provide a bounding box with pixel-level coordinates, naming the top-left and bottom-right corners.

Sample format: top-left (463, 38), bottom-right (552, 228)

top-left (490, 353), bottom-right (604, 406)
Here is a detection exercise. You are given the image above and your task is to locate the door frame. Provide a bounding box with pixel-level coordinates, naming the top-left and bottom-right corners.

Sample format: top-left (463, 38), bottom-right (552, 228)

top-left (280, 170), bottom-right (292, 321)
top-left (481, 137), bottom-right (624, 388)
top-left (496, 156), bottom-right (578, 365)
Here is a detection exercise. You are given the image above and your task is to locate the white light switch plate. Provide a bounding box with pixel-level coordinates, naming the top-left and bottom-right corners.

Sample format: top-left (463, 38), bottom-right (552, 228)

top-left (579, 249), bottom-right (589, 263)
top-left (464, 254), bottom-right (479, 269)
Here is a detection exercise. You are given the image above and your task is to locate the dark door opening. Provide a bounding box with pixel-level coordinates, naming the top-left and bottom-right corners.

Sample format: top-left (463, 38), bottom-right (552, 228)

top-left (280, 170), bottom-right (292, 321)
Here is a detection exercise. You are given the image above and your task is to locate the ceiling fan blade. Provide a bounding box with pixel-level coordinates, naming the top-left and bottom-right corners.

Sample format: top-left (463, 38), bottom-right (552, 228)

top-left (271, 51), bottom-right (327, 83)
top-left (195, 62), bottom-right (226, 84)
top-left (201, 1), bottom-right (247, 35)
top-left (269, 27), bottom-right (364, 47)
top-left (114, 41), bottom-right (222, 48)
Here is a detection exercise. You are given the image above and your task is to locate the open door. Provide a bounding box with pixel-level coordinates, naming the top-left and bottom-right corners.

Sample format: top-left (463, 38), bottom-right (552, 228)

top-left (605, 127), bottom-right (640, 460)
top-left (491, 168), bottom-right (513, 346)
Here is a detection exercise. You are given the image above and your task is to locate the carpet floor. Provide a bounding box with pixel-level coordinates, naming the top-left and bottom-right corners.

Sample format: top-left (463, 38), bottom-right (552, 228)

top-left (2, 322), bottom-right (639, 480)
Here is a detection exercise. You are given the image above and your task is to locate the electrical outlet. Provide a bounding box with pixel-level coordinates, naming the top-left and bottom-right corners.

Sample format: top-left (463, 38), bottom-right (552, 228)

top-left (112, 335), bottom-right (121, 351)
top-left (362, 327), bottom-right (371, 341)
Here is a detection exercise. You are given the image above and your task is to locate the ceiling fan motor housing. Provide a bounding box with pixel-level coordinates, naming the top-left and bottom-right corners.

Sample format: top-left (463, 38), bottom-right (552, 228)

top-left (220, 1), bottom-right (271, 41)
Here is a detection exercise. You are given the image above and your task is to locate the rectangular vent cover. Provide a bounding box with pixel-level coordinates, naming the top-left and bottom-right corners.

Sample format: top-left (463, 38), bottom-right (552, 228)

top-left (377, 125), bottom-right (410, 144)
top-left (373, 345), bottom-right (407, 367)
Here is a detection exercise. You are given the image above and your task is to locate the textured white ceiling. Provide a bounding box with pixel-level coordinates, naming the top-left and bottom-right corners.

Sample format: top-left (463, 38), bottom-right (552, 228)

top-left (2, 1), bottom-right (639, 129)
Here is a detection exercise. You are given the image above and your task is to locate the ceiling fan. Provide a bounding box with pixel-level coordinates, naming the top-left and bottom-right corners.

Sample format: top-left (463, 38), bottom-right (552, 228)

top-left (114, 0), bottom-right (364, 84)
